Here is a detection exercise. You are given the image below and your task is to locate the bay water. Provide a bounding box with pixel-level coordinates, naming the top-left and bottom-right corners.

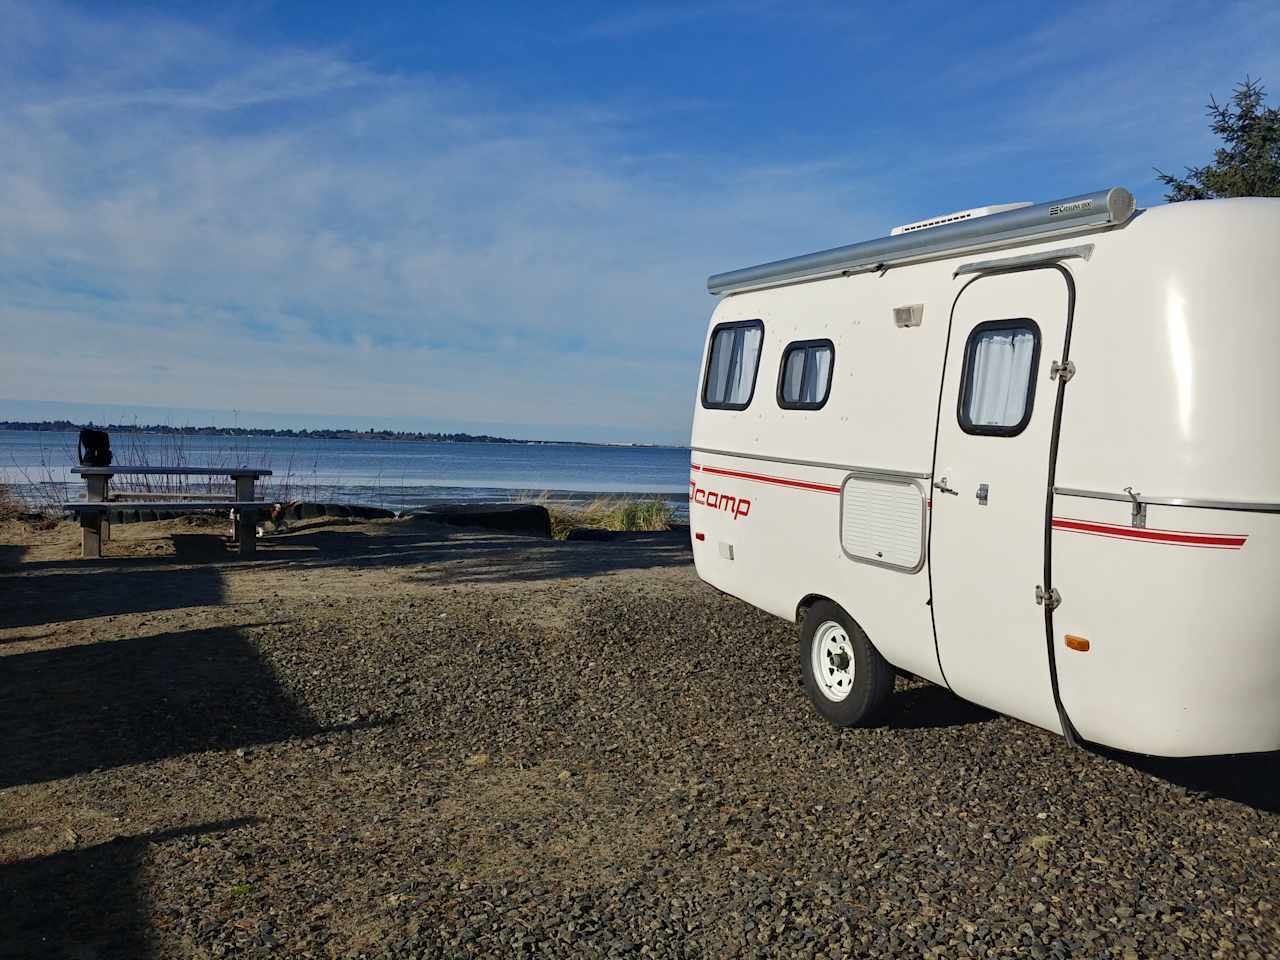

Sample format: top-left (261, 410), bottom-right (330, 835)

top-left (0, 430), bottom-right (692, 517)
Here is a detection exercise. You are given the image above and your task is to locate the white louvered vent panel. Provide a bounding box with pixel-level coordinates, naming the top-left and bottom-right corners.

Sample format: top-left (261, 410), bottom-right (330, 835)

top-left (841, 477), bottom-right (923, 570)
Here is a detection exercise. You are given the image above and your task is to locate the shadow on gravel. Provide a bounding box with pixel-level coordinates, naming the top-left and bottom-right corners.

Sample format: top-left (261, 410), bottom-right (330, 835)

top-left (0, 817), bottom-right (258, 959)
top-left (0, 624), bottom-right (321, 788)
top-left (257, 524), bottom-right (692, 584)
top-left (0, 543), bottom-right (28, 567)
top-left (171, 532), bottom-right (236, 559)
top-left (1103, 748), bottom-right (1280, 813)
top-left (885, 683), bottom-right (997, 730)
top-left (0, 565), bottom-right (226, 629)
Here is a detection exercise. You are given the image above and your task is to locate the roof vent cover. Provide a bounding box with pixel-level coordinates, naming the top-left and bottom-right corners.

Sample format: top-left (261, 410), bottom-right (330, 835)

top-left (891, 202), bottom-right (1033, 236)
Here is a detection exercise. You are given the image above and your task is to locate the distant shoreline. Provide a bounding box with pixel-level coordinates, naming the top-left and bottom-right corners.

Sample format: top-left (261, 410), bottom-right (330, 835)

top-left (0, 421), bottom-right (686, 450)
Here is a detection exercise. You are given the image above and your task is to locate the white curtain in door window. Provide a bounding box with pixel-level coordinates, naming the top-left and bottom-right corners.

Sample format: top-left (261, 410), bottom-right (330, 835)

top-left (965, 327), bottom-right (1036, 427)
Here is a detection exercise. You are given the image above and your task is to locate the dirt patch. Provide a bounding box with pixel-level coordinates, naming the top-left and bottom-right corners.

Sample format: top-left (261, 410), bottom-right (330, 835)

top-left (432, 761), bottom-right (666, 885)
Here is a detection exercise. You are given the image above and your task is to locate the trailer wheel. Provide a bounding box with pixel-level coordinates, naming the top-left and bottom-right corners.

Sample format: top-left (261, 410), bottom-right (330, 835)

top-left (800, 600), bottom-right (893, 726)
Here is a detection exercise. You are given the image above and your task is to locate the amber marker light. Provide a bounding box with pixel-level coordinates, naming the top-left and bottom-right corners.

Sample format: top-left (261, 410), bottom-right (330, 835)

top-left (1065, 635), bottom-right (1090, 652)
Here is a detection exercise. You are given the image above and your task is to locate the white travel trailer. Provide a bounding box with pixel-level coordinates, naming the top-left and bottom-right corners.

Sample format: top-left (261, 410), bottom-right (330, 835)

top-left (690, 188), bottom-right (1280, 758)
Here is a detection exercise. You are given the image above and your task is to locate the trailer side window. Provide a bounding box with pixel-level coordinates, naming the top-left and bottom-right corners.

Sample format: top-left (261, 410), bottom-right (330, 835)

top-left (957, 319), bottom-right (1041, 436)
top-left (702, 320), bottom-right (764, 410)
top-left (777, 339), bottom-right (834, 410)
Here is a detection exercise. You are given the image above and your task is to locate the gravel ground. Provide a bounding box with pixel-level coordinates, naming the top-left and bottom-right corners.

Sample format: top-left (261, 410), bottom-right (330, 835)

top-left (0, 516), bottom-right (1276, 959)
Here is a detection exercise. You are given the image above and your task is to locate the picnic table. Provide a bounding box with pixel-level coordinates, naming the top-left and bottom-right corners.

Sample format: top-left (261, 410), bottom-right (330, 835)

top-left (66, 466), bottom-right (273, 559)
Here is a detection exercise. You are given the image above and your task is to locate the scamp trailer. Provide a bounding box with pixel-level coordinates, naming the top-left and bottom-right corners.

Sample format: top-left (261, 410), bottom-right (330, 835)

top-left (690, 187), bottom-right (1280, 758)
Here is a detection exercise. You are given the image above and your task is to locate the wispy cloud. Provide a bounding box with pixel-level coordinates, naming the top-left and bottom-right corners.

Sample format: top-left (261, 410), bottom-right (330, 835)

top-left (0, 2), bottom-right (891, 442)
top-left (0, 0), bottom-right (1273, 442)
top-left (26, 58), bottom-right (381, 116)
top-left (934, 0), bottom-right (1280, 197)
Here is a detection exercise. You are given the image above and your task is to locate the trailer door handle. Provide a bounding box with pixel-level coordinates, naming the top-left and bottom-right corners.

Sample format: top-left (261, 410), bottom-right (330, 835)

top-left (932, 477), bottom-right (958, 496)
top-left (976, 483), bottom-right (989, 505)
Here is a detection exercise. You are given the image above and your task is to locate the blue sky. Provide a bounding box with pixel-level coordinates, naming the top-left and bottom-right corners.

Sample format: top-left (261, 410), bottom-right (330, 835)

top-left (2, 0), bottom-right (1277, 443)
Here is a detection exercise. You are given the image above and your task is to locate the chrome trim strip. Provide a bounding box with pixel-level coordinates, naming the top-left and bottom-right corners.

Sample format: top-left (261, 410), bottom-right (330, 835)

top-left (690, 446), bottom-right (931, 480)
top-left (954, 243), bottom-right (1094, 277)
top-left (838, 472), bottom-right (927, 574)
top-left (1054, 486), bottom-right (1280, 514)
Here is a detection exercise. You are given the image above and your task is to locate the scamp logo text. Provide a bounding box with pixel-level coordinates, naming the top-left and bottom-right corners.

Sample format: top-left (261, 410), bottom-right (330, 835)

top-left (689, 481), bottom-right (752, 519)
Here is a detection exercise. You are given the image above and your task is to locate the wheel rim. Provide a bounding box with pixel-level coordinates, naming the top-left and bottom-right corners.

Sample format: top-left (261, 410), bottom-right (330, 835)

top-left (812, 620), bottom-right (855, 702)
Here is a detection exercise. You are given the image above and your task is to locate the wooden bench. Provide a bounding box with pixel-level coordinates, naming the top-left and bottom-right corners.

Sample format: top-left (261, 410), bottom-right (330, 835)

top-left (66, 466), bottom-right (273, 559)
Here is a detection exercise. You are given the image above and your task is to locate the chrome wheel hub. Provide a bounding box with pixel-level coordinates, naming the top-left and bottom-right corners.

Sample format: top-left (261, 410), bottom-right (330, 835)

top-left (812, 620), bottom-right (855, 702)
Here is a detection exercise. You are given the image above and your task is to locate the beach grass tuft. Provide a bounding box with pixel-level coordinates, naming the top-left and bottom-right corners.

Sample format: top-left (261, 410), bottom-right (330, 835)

top-left (0, 481), bottom-right (23, 520)
top-left (525, 493), bottom-right (675, 539)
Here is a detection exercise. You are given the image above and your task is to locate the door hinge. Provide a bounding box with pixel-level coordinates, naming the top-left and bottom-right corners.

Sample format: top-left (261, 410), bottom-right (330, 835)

top-left (1035, 585), bottom-right (1062, 611)
top-left (1050, 360), bottom-right (1076, 383)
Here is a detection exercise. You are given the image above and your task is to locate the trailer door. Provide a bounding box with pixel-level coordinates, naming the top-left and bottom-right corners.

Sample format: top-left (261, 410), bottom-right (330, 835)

top-left (929, 267), bottom-right (1071, 733)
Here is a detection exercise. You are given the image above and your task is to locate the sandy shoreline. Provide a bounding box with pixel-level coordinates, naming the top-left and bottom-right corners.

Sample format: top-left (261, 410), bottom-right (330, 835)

top-left (1, 516), bottom-right (1276, 958)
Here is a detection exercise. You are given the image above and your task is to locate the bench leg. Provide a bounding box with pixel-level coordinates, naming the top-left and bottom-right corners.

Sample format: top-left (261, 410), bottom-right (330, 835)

top-left (237, 509), bottom-right (257, 557)
top-left (81, 513), bottom-right (102, 560)
top-left (233, 475), bottom-right (258, 556)
top-left (85, 475), bottom-right (108, 554)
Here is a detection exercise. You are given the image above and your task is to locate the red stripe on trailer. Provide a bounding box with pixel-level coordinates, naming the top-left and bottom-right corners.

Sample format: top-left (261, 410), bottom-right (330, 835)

top-left (695, 464), bottom-right (840, 495)
top-left (1052, 517), bottom-right (1247, 549)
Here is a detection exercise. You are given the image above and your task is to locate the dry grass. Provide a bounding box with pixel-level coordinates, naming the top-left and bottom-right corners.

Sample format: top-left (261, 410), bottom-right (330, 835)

top-left (524, 494), bottom-right (676, 539)
top-left (0, 481), bottom-right (23, 520)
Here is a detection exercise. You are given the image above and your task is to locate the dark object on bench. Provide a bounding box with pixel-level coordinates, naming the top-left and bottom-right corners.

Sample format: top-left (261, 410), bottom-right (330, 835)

top-left (78, 428), bottom-right (113, 467)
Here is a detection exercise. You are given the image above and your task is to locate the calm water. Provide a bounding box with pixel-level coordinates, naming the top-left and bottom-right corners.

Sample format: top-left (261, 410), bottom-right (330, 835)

top-left (0, 430), bottom-right (692, 515)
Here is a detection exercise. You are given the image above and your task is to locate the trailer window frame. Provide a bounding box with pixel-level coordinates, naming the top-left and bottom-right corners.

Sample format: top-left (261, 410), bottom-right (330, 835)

top-left (956, 317), bottom-right (1042, 437)
top-left (701, 319), bottom-right (766, 411)
top-left (776, 338), bottom-right (835, 411)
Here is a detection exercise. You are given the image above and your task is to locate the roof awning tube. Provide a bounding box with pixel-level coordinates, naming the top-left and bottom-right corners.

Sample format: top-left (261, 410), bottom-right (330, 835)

top-left (706, 187), bottom-right (1136, 296)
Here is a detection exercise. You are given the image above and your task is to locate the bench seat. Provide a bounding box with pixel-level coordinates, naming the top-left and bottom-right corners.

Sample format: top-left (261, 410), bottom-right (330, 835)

top-left (65, 501), bottom-right (267, 558)
top-left (71, 466), bottom-right (272, 477)
top-left (70, 463), bottom-right (272, 560)
top-left (100, 491), bottom-right (239, 503)
top-left (65, 501), bottom-right (264, 513)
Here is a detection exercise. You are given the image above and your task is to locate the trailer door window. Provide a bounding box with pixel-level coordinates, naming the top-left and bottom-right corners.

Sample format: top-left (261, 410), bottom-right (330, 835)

top-left (957, 319), bottom-right (1041, 436)
top-left (702, 320), bottom-right (764, 410)
top-left (778, 339), bottom-right (834, 410)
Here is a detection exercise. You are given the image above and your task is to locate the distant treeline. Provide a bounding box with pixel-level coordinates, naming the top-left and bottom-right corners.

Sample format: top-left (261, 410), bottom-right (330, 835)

top-left (0, 419), bottom-right (558, 445)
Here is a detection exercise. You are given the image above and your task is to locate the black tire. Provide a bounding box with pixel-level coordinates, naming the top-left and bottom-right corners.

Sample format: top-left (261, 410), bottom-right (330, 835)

top-left (799, 600), bottom-right (894, 726)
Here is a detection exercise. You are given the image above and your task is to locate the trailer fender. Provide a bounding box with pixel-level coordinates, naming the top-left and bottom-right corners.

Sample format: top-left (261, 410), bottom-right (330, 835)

top-left (795, 593), bottom-right (831, 625)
